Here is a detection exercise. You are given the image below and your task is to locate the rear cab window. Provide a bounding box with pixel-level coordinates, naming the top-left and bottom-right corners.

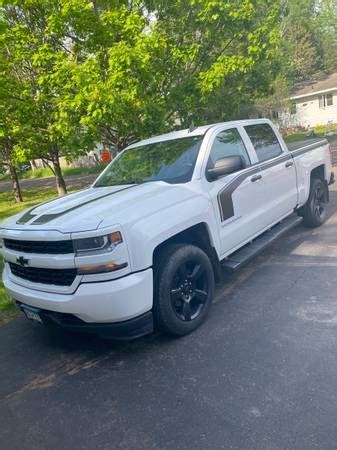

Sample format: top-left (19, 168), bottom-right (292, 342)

top-left (244, 124), bottom-right (283, 163)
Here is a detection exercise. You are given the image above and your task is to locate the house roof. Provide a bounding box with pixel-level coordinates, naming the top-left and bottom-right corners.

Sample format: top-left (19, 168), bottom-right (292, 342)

top-left (291, 73), bottom-right (337, 100)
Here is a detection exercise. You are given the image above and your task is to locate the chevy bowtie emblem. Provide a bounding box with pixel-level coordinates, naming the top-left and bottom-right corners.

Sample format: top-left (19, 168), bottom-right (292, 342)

top-left (17, 256), bottom-right (29, 267)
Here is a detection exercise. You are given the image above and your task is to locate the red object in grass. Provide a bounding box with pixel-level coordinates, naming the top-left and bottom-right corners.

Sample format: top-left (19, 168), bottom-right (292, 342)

top-left (101, 149), bottom-right (111, 163)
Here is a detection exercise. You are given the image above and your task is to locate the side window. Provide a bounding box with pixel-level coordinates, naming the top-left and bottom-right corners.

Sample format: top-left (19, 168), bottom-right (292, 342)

top-left (245, 124), bottom-right (283, 163)
top-left (207, 128), bottom-right (251, 169)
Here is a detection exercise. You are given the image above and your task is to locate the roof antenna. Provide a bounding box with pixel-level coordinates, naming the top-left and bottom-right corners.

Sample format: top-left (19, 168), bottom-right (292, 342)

top-left (188, 120), bottom-right (197, 133)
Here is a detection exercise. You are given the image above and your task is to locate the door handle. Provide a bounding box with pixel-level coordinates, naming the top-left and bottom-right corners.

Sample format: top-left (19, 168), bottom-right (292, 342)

top-left (285, 161), bottom-right (294, 168)
top-left (251, 174), bottom-right (262, 182)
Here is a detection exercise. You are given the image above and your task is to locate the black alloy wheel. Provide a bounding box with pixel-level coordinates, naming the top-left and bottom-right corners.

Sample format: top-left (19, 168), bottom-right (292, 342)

top-left (154, 243), bottom-right (215, 336)
top-left (312, 182), bottom-right (327, 221)
top-left (301, 178), bottom-right (328, 227)
top-left (170, 260), bottom-right (209, 322)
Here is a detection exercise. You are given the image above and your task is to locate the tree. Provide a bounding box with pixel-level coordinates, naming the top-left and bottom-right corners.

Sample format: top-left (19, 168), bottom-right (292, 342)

top-left (315, 0), bottom-right (337, 72)
top-left (0, 0), bottom-right (283, 193)
top-left (1, 1), bottom-right (95, 196)
top-left (253, 0), bottom-right (337, 116)
top-left (280, 0), bottom-right (322, 82)
top-left (253, 77), bottom-right (289, 117)
top-left (0, 14), bottom-right (35, 202)
top-left (55, 0), bottom-right (282, 149)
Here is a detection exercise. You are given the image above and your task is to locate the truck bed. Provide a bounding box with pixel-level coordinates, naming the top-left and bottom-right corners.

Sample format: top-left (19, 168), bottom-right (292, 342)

top-left (287, 137), bottom-right (327, 152)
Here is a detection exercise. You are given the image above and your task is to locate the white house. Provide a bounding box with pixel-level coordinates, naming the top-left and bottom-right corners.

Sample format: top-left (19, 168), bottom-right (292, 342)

top-left (279, 73), bottom-right (337, 129)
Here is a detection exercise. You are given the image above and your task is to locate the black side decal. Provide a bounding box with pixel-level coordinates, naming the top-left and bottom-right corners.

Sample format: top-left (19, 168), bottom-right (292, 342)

top-left (217, 139), bottom-right (326, 223)
top-left (217, 155), bottom-right (291, 222)
top-left (217, 167), bottom-right (260, 221)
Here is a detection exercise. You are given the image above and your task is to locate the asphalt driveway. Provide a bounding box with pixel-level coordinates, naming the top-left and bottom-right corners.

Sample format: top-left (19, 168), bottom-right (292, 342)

top-left (1, 184), bottom-right (337, 450)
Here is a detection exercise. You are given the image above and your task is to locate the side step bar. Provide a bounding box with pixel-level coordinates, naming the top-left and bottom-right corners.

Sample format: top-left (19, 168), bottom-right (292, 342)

top-left (221, 215), bottom-right (303, 272)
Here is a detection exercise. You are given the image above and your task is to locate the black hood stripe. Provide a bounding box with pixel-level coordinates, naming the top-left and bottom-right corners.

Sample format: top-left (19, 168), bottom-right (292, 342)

top-left (16, 185), bottom-right (137, 226)
top-left (15, 192), bottom-right (77, 225)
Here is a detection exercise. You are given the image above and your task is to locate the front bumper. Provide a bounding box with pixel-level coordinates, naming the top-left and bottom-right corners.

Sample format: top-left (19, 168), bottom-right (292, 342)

top-left (3, 264), bottom-right (153, 325)
top-left (17, 301), bottom-right (153, 340)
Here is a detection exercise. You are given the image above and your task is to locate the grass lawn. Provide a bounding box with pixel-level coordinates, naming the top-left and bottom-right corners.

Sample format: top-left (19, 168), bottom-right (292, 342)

top-left (283, 132), bottom-right (310, 143)
top-left (0, 258), bottom-right (18, 324)
top-left (0, 188), bottom-right (67, 322)
top-left (0, 164), bottom-right (105, 182)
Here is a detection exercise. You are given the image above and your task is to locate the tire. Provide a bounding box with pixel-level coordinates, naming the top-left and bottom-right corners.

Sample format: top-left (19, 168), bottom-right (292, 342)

top-left (154, 243), bottom-right (215, 336)
top-left (301, 178), bottom-right (328, 228)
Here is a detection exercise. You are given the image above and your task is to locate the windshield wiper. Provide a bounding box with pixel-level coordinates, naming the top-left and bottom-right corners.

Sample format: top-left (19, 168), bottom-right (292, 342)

top-left (94, 179), bottom-right (149, 188)
top-left (119, 180), bottom-right (143, 185)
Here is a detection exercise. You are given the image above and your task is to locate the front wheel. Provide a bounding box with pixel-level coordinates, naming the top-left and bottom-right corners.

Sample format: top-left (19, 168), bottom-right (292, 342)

top-left (154, 244), bottom-right (215, 336)
top-left (301, 178), bottom-right (328, 228)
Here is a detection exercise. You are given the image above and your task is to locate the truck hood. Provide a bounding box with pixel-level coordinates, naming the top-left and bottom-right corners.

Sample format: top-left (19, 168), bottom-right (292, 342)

top-left (1, 182), bottom-right (197, 234)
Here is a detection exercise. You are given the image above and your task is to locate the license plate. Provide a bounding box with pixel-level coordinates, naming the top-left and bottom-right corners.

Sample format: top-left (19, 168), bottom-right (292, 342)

top-left (21, 306), bottom-right (43, 324)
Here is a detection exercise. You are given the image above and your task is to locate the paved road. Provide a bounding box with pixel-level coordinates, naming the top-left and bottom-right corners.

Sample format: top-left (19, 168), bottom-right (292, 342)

top-left (1, 185), bottom-right (337, 450)
top-left (0, 173), bottom-right (97, 192)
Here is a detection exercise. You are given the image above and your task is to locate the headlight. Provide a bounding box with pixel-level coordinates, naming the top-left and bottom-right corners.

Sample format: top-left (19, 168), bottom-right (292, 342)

top-left (73, 231), bottom-right (123, 256)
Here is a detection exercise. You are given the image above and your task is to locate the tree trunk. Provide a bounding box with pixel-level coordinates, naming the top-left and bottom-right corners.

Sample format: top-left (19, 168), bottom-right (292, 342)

top-left (52, 155), bottom-right (67, 196)
top-left (30, 159), bottom-right (38, 171)
top-left (9, 164), bottom-right (23, 203)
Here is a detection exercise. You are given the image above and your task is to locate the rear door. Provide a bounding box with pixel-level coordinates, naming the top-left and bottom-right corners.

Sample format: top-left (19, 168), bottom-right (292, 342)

top-left (243, 123), bottom-right (298, 226)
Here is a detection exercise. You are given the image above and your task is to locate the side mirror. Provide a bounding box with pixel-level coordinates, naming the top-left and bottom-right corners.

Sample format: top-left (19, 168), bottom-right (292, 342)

top-left (207, 155), bottom-right (245, 181)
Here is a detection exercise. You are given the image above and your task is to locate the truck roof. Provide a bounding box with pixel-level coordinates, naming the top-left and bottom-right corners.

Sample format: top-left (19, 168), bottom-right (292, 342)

top-left (128, 119), bottom-right (273, 148)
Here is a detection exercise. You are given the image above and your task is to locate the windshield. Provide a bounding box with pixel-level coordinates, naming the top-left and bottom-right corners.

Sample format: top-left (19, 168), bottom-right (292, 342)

top-left (94, 135), bottom-right (204, 187)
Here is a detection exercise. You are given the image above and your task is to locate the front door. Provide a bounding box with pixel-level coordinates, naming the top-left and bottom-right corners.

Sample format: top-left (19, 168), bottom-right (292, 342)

top-left (205, 127), bottom-right (267, 257)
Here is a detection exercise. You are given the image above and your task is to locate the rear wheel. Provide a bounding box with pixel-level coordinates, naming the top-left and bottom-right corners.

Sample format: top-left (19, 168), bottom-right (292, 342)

top-left (154, 244), bottom-right (215, 336)
top-left (301, 178), bottom-right (328, 228)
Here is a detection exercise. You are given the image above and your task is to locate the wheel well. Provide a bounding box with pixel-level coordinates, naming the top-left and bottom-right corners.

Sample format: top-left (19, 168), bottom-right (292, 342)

top-left (311, 165), bottom-right (325, 182)
top-left (153, 223), bottom-right (222, 281)
top-left (310, 164), bottom-right (329, 201)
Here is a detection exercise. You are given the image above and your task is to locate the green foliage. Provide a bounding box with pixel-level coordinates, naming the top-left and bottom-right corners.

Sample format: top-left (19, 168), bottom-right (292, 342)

top-left (1, 0), bottom-right (337, 173)
top-left (6, 0), bottom-right (333, 182)
top-left (0, 256), bottom-right (17, 320)
top-left (0, 0), bottom-right (282, 159)
top-left (313, 123), bottom-right (337, 134)
top-left (283, 123), bottom-right (337, 143)
top-left (283, 132), bottom-right (311, 143)
top-left (280, 0), bottom-right (337, 83)
top-left (252, 0), bottom-right (337, 118)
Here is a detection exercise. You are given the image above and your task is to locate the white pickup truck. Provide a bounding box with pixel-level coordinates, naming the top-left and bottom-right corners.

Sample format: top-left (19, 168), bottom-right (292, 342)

top-left (0, 119), bottom-right (334, 339)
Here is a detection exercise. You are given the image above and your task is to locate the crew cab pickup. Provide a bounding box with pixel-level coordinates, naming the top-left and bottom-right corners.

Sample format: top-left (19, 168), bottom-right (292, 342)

top-left (0, 119), bottom-right (334, 339)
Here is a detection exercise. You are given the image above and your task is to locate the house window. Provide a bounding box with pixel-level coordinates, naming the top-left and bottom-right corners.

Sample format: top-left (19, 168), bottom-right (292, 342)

top-left (327, 93), bottom-right (333, 106)
top-left (319, 94), bottom-right (334, 108)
